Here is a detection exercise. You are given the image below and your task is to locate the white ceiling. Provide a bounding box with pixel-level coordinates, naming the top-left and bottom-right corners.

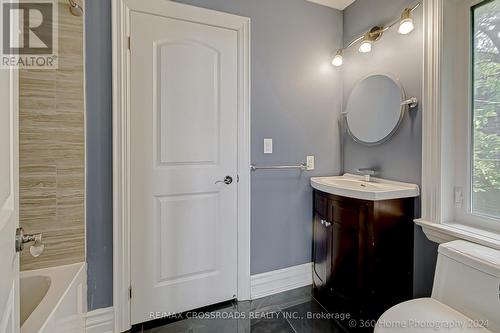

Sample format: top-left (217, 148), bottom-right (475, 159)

top-left (305, 0), bottom-right (356, 10)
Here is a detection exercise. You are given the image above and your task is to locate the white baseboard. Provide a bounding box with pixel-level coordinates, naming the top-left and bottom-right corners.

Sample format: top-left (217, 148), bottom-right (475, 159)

top-left (250, 263), bottom-right (312, 299)
top-left (85, 265), bottom-right (311, 332)
top-left (86, 307), bottom-right (114, 333)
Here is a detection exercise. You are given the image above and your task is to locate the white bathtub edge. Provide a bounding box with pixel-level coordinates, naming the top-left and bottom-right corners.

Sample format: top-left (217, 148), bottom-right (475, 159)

top-left (21, 262), bottom-right (86, 333)
top-left (85, 307), bottom-right (114, 333)
top-left (38, 263), bottom-right (85, 333)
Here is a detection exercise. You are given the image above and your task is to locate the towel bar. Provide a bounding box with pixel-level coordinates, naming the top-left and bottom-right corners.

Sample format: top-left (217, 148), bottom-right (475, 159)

top-left (250, 163), bottom-right (307, 171)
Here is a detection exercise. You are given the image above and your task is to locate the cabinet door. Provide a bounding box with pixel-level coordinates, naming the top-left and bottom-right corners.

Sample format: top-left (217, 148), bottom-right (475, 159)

top-left (314, 191), bottom-right (329, 219)
top-left (330, 200), bottom-right (367, 302)
top-left (312, 213), bottom-right (331, 290)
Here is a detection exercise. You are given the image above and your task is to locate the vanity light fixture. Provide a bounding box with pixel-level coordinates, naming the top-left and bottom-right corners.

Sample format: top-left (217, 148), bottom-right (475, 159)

top-left (332, 2), bottom-right (420, 67)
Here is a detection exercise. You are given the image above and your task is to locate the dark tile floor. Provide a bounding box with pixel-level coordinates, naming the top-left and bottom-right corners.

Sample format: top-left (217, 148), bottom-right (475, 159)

top-left (131, 286), bottom-right (351, 333)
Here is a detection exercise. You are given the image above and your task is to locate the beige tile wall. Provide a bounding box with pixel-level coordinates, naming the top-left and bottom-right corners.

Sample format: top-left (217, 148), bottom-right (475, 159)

top-left (19, 0), bottom-right (85, 271)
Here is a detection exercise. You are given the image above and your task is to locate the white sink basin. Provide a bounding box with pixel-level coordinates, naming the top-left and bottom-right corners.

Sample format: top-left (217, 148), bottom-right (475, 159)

top-left (310, 174), bottom-right (419, 201)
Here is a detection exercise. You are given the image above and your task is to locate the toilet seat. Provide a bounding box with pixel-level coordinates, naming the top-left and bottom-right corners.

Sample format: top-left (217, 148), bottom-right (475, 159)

top-left (375, 298), bottom-right (492, 333)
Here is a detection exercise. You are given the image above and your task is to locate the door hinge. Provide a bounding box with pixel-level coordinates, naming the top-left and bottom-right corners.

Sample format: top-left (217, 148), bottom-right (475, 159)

top-left (129, 286), bottom-right (132, 299)
top-left (128, 36), bottom-right (131, 50)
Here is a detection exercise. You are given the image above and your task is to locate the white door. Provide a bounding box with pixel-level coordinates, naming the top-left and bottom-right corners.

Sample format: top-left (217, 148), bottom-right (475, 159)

top-left (0, 67), bottom-right (19, 333)
top-left (129, 4), bottom-right (239, 324)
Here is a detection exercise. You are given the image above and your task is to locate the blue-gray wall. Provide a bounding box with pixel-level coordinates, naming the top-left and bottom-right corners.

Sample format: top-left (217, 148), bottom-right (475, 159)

top-left (174, 0), bottom-right (344, 274)
top-left (84, 0), bottom-right (343, 309)
top-left (85, 0), bottom-right (439, 310)
top-left (342, 0), bottom-right (438, 297)
top-left (85, 0), bottom-right (113, 311)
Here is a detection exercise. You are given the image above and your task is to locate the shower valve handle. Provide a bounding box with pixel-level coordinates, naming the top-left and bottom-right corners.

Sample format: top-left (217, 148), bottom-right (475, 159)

top-left (15, 227), bottom-right (43, 253)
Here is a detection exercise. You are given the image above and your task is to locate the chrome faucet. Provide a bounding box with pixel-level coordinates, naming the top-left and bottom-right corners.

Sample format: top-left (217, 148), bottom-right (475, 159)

top-left (15, 228), bottom-right (44, 257)
top-left (357, 168), bottom-right (377, 182)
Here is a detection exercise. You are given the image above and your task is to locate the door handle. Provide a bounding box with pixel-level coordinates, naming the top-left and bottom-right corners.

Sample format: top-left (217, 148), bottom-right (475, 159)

top-left (321, 220), bottom-right (331, 228)
top-left (215, 176), bottom-right (233, 185)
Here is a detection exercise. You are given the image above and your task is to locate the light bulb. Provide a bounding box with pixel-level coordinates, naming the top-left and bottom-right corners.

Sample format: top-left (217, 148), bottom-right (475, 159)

top-left (359, 41), bottom-right (372, 53)
top-left (332, 50), bottom-right (343, 67)
top-left (398, 18), bottom-right (414, 34)
top-left (332, 54), bottom-right (343, 67)
top-left (398, 8), bottom-right (414, 35)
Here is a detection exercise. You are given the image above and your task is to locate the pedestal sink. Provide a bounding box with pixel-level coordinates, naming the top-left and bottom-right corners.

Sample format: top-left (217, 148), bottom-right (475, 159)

top-left (310, 173), bottom-right (419, 201)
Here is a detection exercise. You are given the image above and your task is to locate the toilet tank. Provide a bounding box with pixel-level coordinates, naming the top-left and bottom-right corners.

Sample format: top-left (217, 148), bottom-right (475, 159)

top-left (432, 240), bottom-right (500, 333)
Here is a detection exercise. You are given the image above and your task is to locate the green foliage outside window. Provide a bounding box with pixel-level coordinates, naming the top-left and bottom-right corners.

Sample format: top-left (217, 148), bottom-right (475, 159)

top-left (472, 0), bottom-right (500, 218)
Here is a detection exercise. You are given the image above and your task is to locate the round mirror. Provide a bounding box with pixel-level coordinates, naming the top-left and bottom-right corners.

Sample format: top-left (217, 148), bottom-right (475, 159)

top-left (345, 74), bottom-right (405, 145)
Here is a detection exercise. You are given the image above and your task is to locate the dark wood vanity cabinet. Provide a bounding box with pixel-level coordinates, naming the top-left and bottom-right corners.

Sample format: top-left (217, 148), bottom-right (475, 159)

top-left (313, 190), bottom-right (414, 320)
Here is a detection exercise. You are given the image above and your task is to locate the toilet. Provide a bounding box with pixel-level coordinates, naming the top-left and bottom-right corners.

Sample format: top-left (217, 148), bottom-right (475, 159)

top-left (375, 240), bottom-right (500, 333)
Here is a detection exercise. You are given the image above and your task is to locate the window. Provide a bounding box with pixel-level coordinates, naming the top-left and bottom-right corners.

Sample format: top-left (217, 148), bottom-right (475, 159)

top-left (471, 0), bottom-right (500, 220)
top-left (416, 0), bottom-right (500, 245)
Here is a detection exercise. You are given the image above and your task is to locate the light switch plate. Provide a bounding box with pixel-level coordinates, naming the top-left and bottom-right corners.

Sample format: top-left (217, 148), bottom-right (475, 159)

top-left (264, 139), bottom-right (273, 154)
top-left (306, 156), bottom-right (315, 171)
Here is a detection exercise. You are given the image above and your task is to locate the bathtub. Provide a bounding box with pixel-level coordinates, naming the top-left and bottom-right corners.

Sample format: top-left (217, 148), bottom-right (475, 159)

top-left (20, 263), bottom-right (86, 333)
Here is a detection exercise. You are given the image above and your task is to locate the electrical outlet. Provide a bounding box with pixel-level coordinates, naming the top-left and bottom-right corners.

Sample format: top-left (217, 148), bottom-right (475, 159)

top-left (306, 156), bottom-right (315, 171)
top-left (264, 139), bottom-right (273, 154)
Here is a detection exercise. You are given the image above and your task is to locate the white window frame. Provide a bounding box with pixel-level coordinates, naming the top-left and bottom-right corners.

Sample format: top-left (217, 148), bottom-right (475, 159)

top-left (455, 0), bottom-right (500, 230)
top-left (416, 0), bottom-right (500, 249)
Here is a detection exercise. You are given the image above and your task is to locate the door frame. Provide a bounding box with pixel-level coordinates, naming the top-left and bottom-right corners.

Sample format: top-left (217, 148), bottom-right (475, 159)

top-left (0, 65), bottom-right (19, 333)
top-left (111, 0), bottom-right (251, 331)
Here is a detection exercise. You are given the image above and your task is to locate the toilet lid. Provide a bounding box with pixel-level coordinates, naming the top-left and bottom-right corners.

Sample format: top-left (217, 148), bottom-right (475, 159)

top-left (374, 298), bottom-right (492, 333)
